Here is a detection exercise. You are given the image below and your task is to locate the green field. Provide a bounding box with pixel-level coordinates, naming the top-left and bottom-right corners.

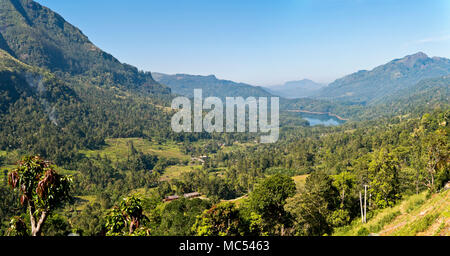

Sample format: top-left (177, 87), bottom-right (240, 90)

top-left (80, 138), bottom-right (191, 162)
top-left (292, 174), bottom-right (308, 190)
top-left (161, 164), bottom-right (203, 181)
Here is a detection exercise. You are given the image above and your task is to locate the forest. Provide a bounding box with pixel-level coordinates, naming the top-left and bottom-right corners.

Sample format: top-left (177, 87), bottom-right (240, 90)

top-left (1, 108), bottom-right (448, 236)
top-left (0, 0), bottom-right (448, 237)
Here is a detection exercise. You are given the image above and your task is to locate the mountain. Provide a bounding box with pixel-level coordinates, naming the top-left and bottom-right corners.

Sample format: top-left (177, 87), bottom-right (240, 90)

top-left (359, 75), bottom-right (450, 119)
top-left (316, 52), bottom-right (450, 104)
top-left (153, 72), bottom-right (273, 98)
top-left (264, 79), bottom-right (325, 98)
top-left (0, 48), bottom-right (77, 115)
top-left (0, 0), bottom-right (177, 165)
top-left (0, 0), bottom-right (169, 95)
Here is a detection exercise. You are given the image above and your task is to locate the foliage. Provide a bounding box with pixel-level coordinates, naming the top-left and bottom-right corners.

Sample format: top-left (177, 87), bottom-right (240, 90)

top-left (368, 149), bottom-right (401, 209)
top-left (248, 174), bottom-right (296, 235)
top-left (5, 216), bottom-right (28, 236)
top-left (105, 196), bottom-right (150, 236)
top-left (192, 202), bottom-right (245, 236)
top-left (7, 156), bottom-right (72, 236)
top-left (285, 171), bottom-right (339, 236)
top-left (153, 198), bottom-right (211, 236)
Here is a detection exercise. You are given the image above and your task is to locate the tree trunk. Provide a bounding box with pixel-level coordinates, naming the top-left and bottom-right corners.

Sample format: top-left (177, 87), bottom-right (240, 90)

top-left (29, 206), bottom-right (37, 235)
top-left (29, 205), bottom-right (48, 236)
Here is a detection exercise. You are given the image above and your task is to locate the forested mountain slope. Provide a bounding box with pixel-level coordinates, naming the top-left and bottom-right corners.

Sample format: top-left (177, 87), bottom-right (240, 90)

top-left (264, 79), bottom-right (325, 99)
top-left (0, 0), bottom-right (169, 95)
top-left (0, 0), bottom-right (180, 166)
top-left (153, 72), bottom-right (272, 98)
top-left (316, 52), bottom-right (450, 104)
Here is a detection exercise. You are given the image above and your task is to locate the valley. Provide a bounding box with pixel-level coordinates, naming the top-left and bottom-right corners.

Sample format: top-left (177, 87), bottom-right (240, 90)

top-left (0, 0), bottom-right (448, 238)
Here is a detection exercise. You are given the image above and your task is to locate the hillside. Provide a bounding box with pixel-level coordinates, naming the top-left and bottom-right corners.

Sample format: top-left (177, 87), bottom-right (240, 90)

top-left (334, 189), bottom-right (450, 236)
top-left (0, 0), bottom-right (448, 239)
top-left (0, 49), bottom-right (76, 111)
top-left (0, 0), bottom-right (178, 166)
top-left (316, 52), bottom-right (450, 104)
top-left (359, 76), bottom-right (450, 119)
top-left (0, 0), bottom-right (169, 95)
top-left (264, 79), bottom-right (325, 99)
top-left (153, 72), bottom-right (272, 98)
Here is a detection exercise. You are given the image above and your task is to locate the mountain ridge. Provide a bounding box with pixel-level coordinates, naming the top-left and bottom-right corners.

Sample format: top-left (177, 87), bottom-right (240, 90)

top-left (264, 79), bottom-right (326, 99)
top-left (153, 72), bottom-right (273, 98)
top-left (0, 0), bottom-right (170, 95)
top-left (316, 52), bottom-right (450, 103)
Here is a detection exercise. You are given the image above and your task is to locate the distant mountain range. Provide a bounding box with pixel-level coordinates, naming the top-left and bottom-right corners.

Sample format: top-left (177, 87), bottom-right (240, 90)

top-left (316, 52), bottom-right (450, 104)
top-left (156, 51), bottom-right (450, 110)
top-left (153, 72), bottom-right (273, 98)
top-left (0, 0), bottom-right (448, 125)
top-left (263, 79), bottom-right (326, 99)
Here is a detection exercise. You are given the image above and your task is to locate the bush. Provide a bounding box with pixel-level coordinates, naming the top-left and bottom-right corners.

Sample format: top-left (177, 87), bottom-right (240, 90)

top-left (357, 227), bottom-right (370, 236)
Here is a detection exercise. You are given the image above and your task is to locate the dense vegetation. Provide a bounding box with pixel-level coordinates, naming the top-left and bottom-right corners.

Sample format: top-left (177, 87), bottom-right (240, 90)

top-left (153, 73), bottom-right (272, 99)
top-left (0, 0), bottom-right (448, 236)
top-left (315, 52), bottom-right (450, 104)
top-left (1, 108), bottom-right (447, 236)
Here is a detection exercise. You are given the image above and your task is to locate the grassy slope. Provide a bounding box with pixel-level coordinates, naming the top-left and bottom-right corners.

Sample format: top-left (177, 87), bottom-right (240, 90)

top-left (292, 174), bottom-right (308, 190)
top-left (80, 138), bottom-right (190, 162)
top-left (160, 165), bottom-right (203, 181)
top-left (334, 189), bottom-right (450, 236)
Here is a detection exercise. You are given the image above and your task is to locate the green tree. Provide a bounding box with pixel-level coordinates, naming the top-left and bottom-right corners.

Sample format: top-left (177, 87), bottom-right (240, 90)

top-left (368, 149), bottom-right (401, 209)
top-left (7, 156), bottom-right (72, 236)
top-left (105, 196), bottom-right (149, 236)
top-left (6, 216), bottom-right (28, 236)
top-left (71, 202), bottom-right (106, 236)
top-left (332, 171), bottom-right (356, 208)
top-left (192, 202), bottom-right (244, 236)
top-left (421, 129), bottom-right (449, 192)
top-left (285, 171), bottom-right (339, 236)
top-left (156, 198), bottom-right (211, 235)
top-left (248, 174), bottom-right (296, 235)
top-left (331, 171), bottom-right (357, 226)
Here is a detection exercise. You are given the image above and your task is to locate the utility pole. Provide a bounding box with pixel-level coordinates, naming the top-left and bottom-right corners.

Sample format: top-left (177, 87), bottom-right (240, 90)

top-left (359, 185), bottom-right (369, 224)
top-left (359, 191), bottom-right (364, 224)
top-left (364, 185), bottom-right (368, 224)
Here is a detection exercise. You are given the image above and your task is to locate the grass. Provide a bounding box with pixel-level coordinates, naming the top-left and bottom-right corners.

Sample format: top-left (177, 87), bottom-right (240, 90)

top-left (292, 174), bottom-right (308, 189)
top-left (74, 195), bottom-right (97, 211)
top-left (333, 189), bottom-right (450, 236)
top-left (0, 150), bottom-right (18, 172)
top-left (218, 141), bottom-right (256, 154)
top-left (80, 138), bottom-right (190, 162)
top-left (225, 195), bottom-right (248, 207)
top-left (393, 212), bottom-right (439, 236)
top-left (161, 165), bottom-right (203, 181)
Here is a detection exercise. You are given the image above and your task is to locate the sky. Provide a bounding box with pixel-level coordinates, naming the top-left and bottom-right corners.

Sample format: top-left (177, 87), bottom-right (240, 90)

top-left (36, 0), bottom-right (450, 86)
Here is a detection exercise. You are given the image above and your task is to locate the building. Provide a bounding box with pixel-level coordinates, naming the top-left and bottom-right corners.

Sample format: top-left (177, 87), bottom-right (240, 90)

top-left (163, 195), bottom-right (180, 202)
top-left (183, 192), bottom-right (201, 199)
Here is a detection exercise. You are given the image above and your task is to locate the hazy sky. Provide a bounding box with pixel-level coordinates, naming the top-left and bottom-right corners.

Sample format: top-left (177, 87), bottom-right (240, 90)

top-left (36, 0), bottom-right (450, 85)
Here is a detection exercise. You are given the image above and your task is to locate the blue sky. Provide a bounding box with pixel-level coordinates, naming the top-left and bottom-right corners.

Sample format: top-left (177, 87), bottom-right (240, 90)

top-left (36, 0), bottom-right (450, 85)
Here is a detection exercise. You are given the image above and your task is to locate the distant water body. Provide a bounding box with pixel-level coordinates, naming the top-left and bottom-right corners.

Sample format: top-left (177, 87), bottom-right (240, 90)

top-left (300, 113), bottom-right (345, 126)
